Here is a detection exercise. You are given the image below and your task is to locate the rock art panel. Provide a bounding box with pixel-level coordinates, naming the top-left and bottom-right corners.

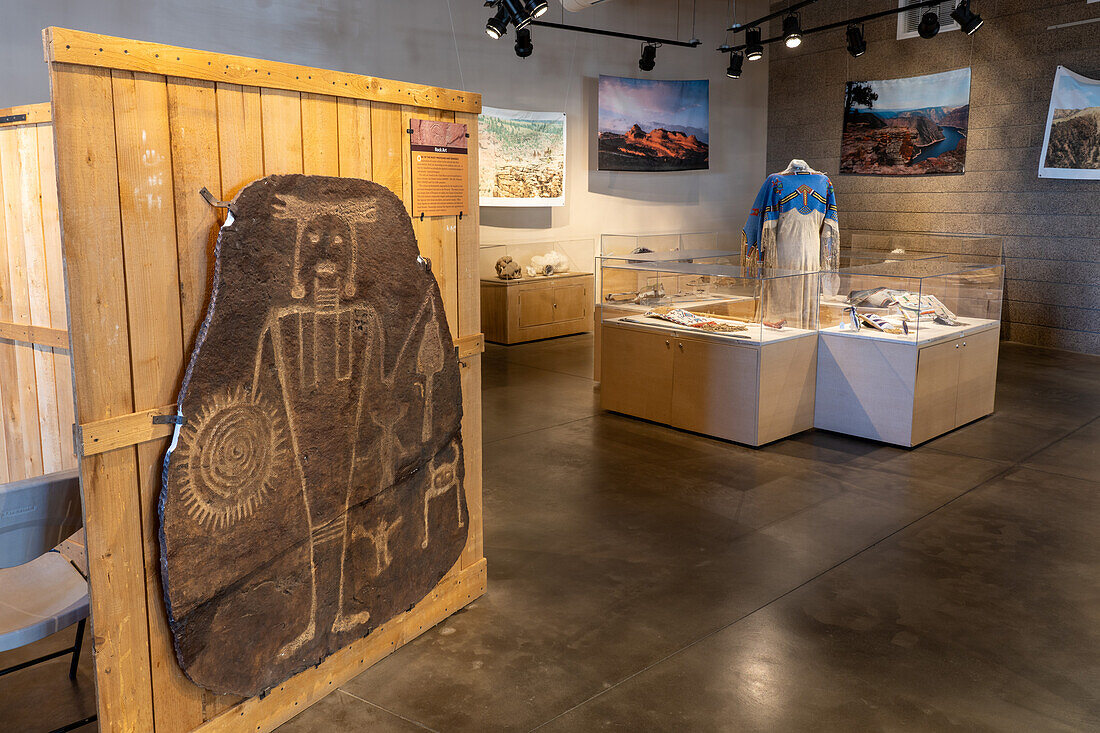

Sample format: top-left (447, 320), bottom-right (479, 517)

top-left (160, 174), bottom-right (467, 697)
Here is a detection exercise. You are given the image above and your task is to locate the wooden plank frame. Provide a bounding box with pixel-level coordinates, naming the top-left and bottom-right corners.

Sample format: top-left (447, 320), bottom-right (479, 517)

top-left (0, 102), bottom-right (76, 483)
top-left (44, 27), bottom-right (484, 733)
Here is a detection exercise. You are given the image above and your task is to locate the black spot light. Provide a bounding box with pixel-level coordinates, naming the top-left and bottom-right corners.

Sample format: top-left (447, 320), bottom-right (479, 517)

top-left (846, 24), bottom-right (866, 58)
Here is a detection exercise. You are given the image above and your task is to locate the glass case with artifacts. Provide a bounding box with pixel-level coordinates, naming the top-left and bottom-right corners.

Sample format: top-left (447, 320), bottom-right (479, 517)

top-left (815, 257), bottom-right (1005, 447)
top-left (599, 260), bottom-right (819, 342)
top-left (600, 230), bottom-right (739, 261)
top-left (597, 256), bottom-right (820, 446)
top-left (841, 231), bottom-right (1004, 267)
top-left (480, 238), bottom-right (594, 344)
top-left (820, 258), bottom-right (1003, 343)
top-left (480, 239), bottom-right (588, 281)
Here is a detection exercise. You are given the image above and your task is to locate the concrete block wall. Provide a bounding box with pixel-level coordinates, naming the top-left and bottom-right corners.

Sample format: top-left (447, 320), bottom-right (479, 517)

top-left (764, 0), bottom-right (1100, 353)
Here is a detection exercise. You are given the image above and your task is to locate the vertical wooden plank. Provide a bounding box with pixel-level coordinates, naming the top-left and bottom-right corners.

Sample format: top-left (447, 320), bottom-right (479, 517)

top-left (17, 124), bottom-right (63, 473)
top-left (172, 78), bottom-right (253, 723)
top-left (0, 133), bottom-right (12, 484)
top-left (402, 108), bottom-right (457, 334)
top-left (454, 109), bottom-right (482, 571)
top-left (167, 78), bottom-right (221, 348)
top-left (458, 356), bottom-right (483, 570)
top-left (112, 69), bottom-right (200, 733)
top-left (369, 102), bottom-right (403, 196)
top-left (399, 105), bottom-right (416, 215)
top-left (0, 125), bottom-right (44, 478)
top-left (50, 61), bottom-right (155, 733)
top-left (215, 83), bottom-right (263, 200)
top-left (455, 111), bottom-right (480, 339)
top-left (260, 88), bottom-right (303, 175)
top-left (301, 92), bottom-right (339, 175)
top-left (336, 98), bottom-right (372, 179)
top-left (37, 122), bottom-right (78, 469)
top-left (168, 78), bottom-right (243, 722)
top-left (436, 110), bottom-right (459, 335)
top-left (0, 127), bottom-right (21, 482)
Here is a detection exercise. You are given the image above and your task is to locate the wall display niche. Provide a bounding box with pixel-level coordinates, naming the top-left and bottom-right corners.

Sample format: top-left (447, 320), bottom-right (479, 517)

top-left (597, 75), bottom-right (709, 171)
top-left (1039, 66), bottom-right (1100, 179)
top-left (160, 175), bottom-right (467, 696)
top-left (478, 106), bottom-right (566, 206)
top-left (840, 67), bottom-right (971, 175)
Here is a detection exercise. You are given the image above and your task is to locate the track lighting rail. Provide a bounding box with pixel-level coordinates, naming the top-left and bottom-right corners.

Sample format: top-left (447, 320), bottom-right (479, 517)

top-left (719, 0), bottom-right (953, 52)
top-left (530, 20), bottom-right (702, 48)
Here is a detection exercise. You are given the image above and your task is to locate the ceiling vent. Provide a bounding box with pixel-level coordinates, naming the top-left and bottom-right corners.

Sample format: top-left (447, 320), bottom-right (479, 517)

top-left (897, 1), bottom-right (960, 40)
top-left (562, 0), bottom-right (616, 11)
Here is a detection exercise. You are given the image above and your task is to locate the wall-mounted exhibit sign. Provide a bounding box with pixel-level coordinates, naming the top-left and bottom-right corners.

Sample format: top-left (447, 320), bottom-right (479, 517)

top-left (160, 175), bottom-right (468, 696)
top-left (1039, 66), bottom-right (1100, 179)
top-left (840, 67), bottom-right (971, 176)
top-left (597, 75), bottom-right (709, 172)
top-left (410, 118), bottom-right (469, 216)
top-left (479, 106), bottom-right (566, 207)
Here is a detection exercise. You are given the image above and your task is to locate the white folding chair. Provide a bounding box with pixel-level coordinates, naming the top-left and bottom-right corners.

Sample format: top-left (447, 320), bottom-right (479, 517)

top-left (0, 469), bottom-right (95, 732)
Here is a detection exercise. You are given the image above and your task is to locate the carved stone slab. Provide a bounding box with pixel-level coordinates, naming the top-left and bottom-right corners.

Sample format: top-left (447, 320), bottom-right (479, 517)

top-left (160, 175), bottom-right (467, 697)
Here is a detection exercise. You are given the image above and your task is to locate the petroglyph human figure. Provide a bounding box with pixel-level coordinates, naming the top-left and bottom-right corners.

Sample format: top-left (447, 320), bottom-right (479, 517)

top-left (254, 201), bottom-right (382, 653)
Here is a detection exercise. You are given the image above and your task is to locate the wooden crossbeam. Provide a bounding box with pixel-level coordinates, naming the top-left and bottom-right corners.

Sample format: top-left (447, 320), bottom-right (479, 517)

top-left (76, 335), bottom-right (484, 457)
top-left (43, 27), bottom-right (481, 114)
top-left (0, 102), bottom-right (51, 126)
top-left (77, 404), bottom-right (177, 458)
top-left (455, 332), bottom-right (484, 359)
top-left (0, 319), bottom-right (69, 349)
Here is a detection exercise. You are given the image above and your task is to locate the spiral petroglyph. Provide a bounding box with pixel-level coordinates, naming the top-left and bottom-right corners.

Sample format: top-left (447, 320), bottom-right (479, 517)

top-left (176, 386), bottom-right (288, 530)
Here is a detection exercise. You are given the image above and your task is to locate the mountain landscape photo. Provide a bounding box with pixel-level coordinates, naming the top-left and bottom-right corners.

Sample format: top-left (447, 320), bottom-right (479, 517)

top-left (840, 68), bottom-right (972, 176)
top-left (1044, 107), bottom-right (1100, 169)
top-left (598, 75), bottom-right (709, 172)
top-left (598, 124), bottom-right (709, 171)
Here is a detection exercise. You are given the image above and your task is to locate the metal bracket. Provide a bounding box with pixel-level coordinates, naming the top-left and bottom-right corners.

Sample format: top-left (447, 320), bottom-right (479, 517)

top-left (417, 255), bottom-right (432, 273)
top-left (0, 113), bottom-right (28, 125)
top-left (199, 186), bottom-right (230, 209)
top-left (152, 414), bottom-right (186, 426)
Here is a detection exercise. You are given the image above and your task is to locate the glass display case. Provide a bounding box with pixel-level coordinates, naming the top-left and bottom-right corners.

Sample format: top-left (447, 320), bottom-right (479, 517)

top-left (598, 258), bottom-right (820, 343)
top-left (596, 256), bottom-right (820, 446)
top-left (599, 230), bottom-right (740, 261)
top-left (597, 232), bottom-right (740, 312)
top-left (815, 256), bottom-right (1005, 447)
top-left (480, 238), bottom-right (595, 344)
top-left (844, 231), bottom-right (1003, 266)
top-left (820, 258), bottom-right (1004, 344)
top-left (479, 238), bottom-right (591, 281)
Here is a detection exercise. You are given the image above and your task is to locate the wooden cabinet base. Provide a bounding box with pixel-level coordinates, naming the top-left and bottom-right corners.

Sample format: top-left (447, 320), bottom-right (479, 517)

top-left (481, 273), bottom-right (592, 344)
top-left (814, 325), bottom-right (999, 447)
top-left (599, 321), bottom-right (817, 446)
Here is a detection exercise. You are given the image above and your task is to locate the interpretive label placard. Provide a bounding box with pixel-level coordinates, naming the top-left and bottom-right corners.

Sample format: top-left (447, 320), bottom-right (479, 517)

top-left (411, 118), bottom-right (468, 217)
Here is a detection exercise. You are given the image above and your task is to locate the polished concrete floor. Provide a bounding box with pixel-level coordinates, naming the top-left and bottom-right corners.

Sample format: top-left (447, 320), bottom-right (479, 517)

top-left (3, 335), bottom-right (1097, 731)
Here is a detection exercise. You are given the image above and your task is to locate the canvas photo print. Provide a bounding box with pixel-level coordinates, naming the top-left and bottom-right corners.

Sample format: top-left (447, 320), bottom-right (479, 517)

top-left (841, 68), bottom-right (971, 176)
top-left (479, 106), bottom-right (566, 206)
top-left (598, 75), bottom-right (709, 171)
top-left (1039, 66), bottom-right (1100, 179)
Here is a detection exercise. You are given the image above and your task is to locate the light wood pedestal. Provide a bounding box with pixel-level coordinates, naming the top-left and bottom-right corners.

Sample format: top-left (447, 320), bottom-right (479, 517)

top-left (599, 319), bottom-right (817, 446)
top-left (481, 272), bottom-right (593, 344)
top-left (814, 321), bottom-right (999, 446)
